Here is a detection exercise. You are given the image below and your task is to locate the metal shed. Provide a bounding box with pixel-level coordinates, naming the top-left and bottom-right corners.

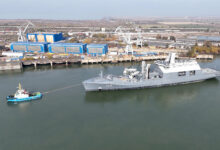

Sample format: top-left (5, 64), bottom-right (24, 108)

top-left (27, 32), bottom-right (63, 43)
top-left (48, 43), bottom-right (87, 54)
top-left (87, 44), bottom-right (108, 56)
top-left (10, 42), bottom-right (49, 53)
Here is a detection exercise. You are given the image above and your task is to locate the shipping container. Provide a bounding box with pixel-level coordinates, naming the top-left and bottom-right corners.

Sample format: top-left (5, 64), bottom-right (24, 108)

top-left (87, 44), bottom-right (108, 56)
top-left (27, 32), bottom-right (63, 43)
top-left (10, 42), bottom-right (48, 53)
top-left (48, 43), bottom-right (87, 54)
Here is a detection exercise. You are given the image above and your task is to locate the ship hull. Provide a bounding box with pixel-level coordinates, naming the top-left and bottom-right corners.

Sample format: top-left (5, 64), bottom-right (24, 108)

top-left (83, 72), bottom-right (218, 91)
top-left (7, 92), bottom-right (43, 102)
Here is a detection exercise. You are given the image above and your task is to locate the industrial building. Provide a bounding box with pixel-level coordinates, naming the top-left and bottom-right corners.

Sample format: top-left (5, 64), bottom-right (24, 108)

top-left (27, 32), bottom-right (63, 43)
top-left (2, 51), bottom-right (24, 58)
top-left (48, 43), bottom-right (87, 54)
top-left (87, 44), bottom-right (108, 56)
top-left (10, 42), bottom-right (49, 53)
top-left (0, 45), bottom-right (4, 51)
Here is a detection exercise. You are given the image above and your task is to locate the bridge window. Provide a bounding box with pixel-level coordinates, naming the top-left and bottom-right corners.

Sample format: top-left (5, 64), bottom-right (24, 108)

top-left (178, 71), bottom-right (186, 76)
top-left (190, 70), bottom-right (196, 76)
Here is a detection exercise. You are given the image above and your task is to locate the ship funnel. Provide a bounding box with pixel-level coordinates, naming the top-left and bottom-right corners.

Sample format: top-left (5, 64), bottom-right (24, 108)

top-left (141, 61), bottom-right (146, 74)
top-left (145, 64), bottom-right (151, 79)
top-left (165, 53), bottom-right (176, 64)
top-left (165, 54), bottom-right (170, 62)
top-left (170, 53), bottom-right (176, 64)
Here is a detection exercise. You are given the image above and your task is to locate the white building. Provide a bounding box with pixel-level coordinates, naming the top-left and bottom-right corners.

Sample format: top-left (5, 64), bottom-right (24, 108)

top-left (2, 51), bottom-right (24, 58)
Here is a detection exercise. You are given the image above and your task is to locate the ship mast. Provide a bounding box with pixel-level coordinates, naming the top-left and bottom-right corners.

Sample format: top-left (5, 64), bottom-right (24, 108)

top-left (18, 83), bottom-right (22, 90)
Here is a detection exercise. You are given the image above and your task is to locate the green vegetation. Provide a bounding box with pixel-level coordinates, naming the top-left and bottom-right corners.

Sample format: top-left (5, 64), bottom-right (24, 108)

top-left (47, 55), bottom-right (53, 59)
top-left (156, 34), bottom-right (162, 39)
top-left (105, 35), bottom-right (117, 42)
top-left (67, 38), bottom-right (80, 43)
top-left (187, 47), bottom-right (197, 57)
top-left (143, 42), bottom-right (149, 47)
top-left (162, 36), bottom-right (168, 40)
top-left (156, 34), bottom-right (168, 40)
top-left (188, 44), bottom-right (220, 57)
top-left (63, 33), bottom-right (69, 38)
top-left (83, 38), bottom-right (92, 44)
top-left (170, 36), bottom-right (176, 42)
top-left (22, 57), bottom-right (35, 61)
top-left (93, 34), bottom-right (107, 39)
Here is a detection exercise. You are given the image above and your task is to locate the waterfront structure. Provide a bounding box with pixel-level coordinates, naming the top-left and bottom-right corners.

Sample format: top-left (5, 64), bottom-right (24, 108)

top-left (87, 44), bottom-right (108, 56)
top-left (83, 53), bottom-right (220, 91)
top-left (10, 42), bottom-right (49, 53)
top-left (48, 43), bottom-right (87, 54)
top-left (2, 51), bottom-right (24, 58)
top-left (27, 32), bottom-right (63, 43)
top-left (189, 36), bottom-right (220, 47)
top-left (0, 45), bottom-right (4, 50)
top-left (0, 61), bottom-right (22, 71)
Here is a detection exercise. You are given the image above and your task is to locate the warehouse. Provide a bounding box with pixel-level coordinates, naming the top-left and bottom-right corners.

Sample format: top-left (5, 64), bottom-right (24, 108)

top-left (10, 42), bottom-right (48, 53)
top-left (87, 44), bottom-right (108, 56)
top-left (27, 32), bottom-right (63, 43)
top-left (48, 43), bottom-right (87, 54)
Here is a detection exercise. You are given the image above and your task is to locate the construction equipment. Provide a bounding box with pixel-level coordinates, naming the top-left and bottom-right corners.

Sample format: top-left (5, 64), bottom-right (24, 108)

top-left (135, 27), bottom-right (143, 48)
top-left (17, 21), bottom-right (35, 42)
top-left (115, 26), bottom-right (134, 55)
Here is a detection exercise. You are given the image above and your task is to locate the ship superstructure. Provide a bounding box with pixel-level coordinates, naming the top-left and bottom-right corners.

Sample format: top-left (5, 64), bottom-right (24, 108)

top-left (83, 53), bottom-right (220, 91)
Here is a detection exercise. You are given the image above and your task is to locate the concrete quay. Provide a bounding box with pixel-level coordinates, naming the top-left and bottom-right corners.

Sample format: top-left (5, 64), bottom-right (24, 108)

top-left (0, 61), bottom-right (22, 71)
top-left (22, 58), bottom-right (81, 68)
top-left (81, 55), bottom-right (167, 64)
top-left (0, 54), bottom-right (214, 71)
top-left (196, 54), bottom-right (214, 60)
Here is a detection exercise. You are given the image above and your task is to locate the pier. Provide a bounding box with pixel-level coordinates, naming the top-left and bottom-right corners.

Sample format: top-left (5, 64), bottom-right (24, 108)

top-left (0, 61), bottom-right (22, 71)
top-left (22, 55), bottom-right (167, 66)
top-left (196, 54), bottom-right (214, 60)
top-left (0, 54), bottom-right (215, 71)
top-left (22, 57), bottom-right (81, 68)
top-left (81, 55), bottom-right (167, 64)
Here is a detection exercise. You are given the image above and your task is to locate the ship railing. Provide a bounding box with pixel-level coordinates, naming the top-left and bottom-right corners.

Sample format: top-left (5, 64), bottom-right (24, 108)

top-left (104, 74), bottom-right (114, 80)
top-left (201, 68), bottom-right (217, 74)
top-left (155, 60), bottom-right (198, 68)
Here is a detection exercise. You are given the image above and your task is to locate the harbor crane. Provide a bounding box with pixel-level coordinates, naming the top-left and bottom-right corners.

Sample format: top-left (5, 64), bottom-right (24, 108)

top-left (17, 21), bottom-right (35, 42)
top-left (67, 23), bottom-right (143, 55)
top-left (135, 27), bottom-right (143, 48)
top-left (124, 21), bottom-right (143, 48)
top-left (115, 26), bottom-right (134, 55)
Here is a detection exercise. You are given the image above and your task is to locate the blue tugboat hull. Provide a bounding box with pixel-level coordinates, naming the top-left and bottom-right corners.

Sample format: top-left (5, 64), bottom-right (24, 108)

top-left (7, 92), bottom-right (42, 102)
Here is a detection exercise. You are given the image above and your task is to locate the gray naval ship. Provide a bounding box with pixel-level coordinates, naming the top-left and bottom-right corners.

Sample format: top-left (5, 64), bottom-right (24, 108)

top-left (83, 53), bottom-right (220, 91)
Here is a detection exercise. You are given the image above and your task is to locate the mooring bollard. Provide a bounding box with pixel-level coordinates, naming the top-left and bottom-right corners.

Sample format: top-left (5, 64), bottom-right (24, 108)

top-left (34, 62), bottom-right (37, 69)
top-left (50, 61), bottom-right (53, 68)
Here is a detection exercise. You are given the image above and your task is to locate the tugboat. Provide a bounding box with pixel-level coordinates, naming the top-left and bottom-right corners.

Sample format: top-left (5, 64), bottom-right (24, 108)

top-left (7, 83), bottom-right (42, 102)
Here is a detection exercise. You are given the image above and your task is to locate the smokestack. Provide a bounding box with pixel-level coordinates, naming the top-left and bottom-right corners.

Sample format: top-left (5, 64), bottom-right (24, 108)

top-left (142, 61), bottom-right (146, 74)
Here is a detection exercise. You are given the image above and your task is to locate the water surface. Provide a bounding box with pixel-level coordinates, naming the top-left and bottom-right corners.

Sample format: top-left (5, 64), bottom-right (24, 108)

top-left (0, 59), bottom-right (220, 150)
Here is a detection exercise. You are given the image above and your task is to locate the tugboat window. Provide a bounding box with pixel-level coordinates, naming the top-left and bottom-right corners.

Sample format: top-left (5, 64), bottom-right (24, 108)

top-left (178, 71), bottom-right (186, 76)
top-left (190, 70), bottom-right (196, 75)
